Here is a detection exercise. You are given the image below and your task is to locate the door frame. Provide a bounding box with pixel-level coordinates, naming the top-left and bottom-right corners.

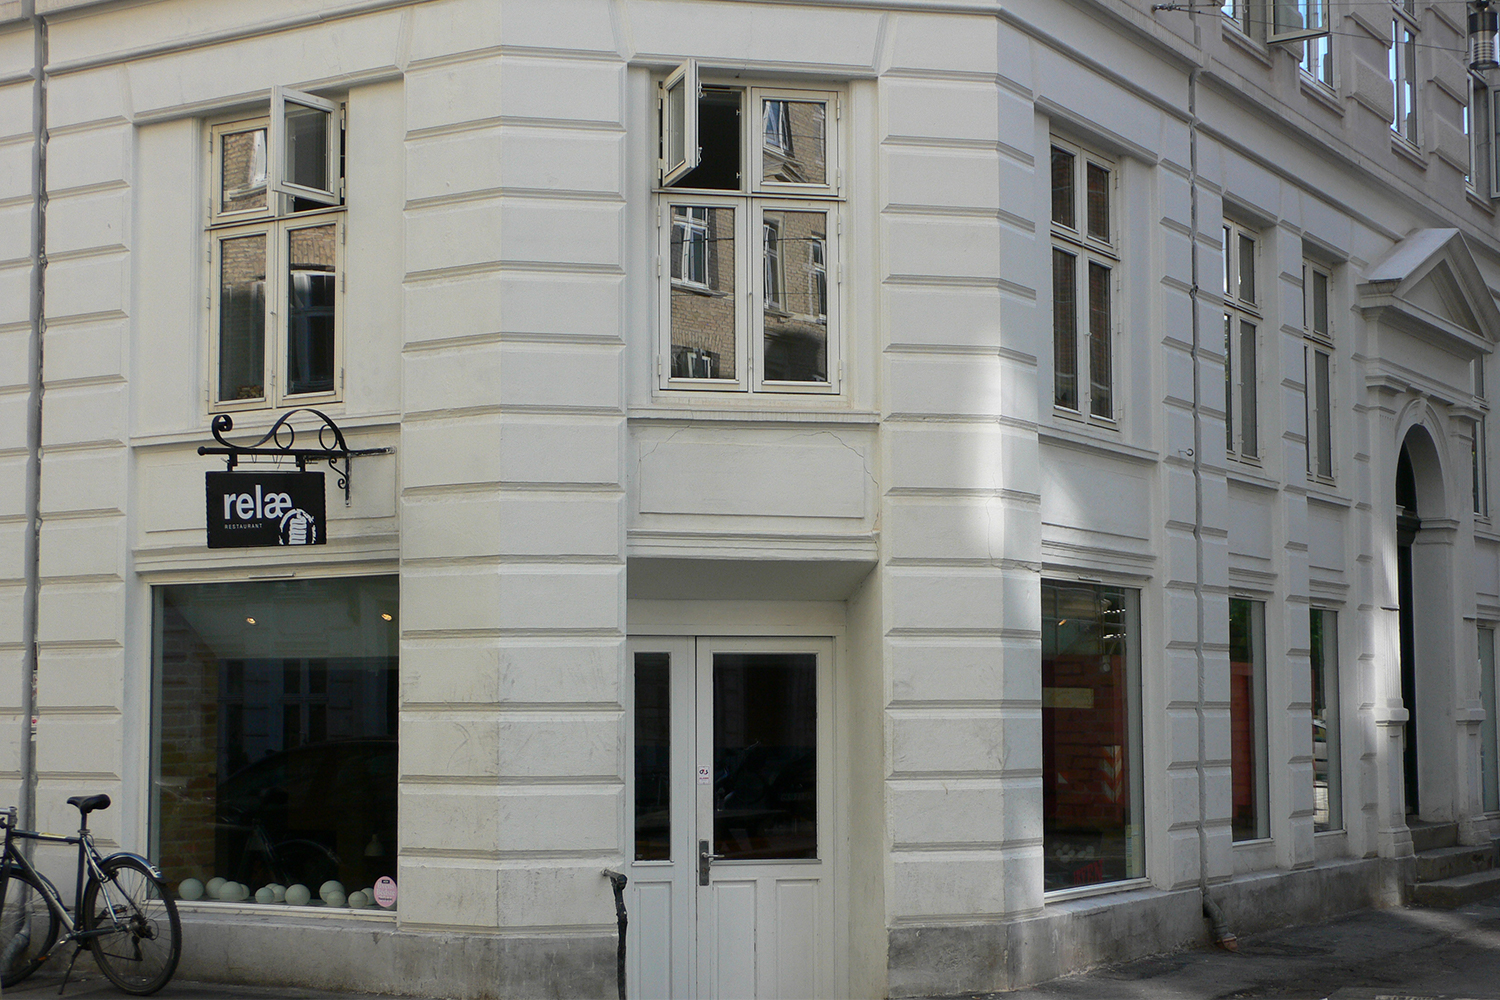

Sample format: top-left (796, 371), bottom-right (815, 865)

top-left (624, 600), bottom-right (848, 999)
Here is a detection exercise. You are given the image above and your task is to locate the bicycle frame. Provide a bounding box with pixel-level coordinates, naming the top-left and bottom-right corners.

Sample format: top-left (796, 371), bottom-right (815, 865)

top-left (1, 807), bottom-right (140, 945)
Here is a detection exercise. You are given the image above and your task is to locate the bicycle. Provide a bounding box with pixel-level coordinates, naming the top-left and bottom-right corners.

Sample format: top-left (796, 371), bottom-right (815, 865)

top-left (0, 794), bottom-right (182, 995)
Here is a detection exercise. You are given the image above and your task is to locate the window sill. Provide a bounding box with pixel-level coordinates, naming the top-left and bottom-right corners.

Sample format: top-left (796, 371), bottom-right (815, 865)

top-left (1391, 134), bottom-right (1427, 170)
top-left (1305, 482), bottom-right (1353, 509)
top-left (1299, 75), bottom-right (1342, 115)
top-left (178, 901), bottom-right (397, 921)
top-left (1221, 22), bottom-right (1272, 67)
top-left (1226, 463), bottom-right (1282, 493)
top-left (1467, 187), bottom-right (1497, 216)
top-left (629, 405), bottom-right (878, 425)
top-left (1039, 419), bottom-right (1158, 466)
top-left (1044, 876), bottom-right (1151, 904)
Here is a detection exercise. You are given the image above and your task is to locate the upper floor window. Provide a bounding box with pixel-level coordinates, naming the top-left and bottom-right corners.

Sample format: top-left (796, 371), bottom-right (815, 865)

top-left (1051, 138), bottom-right (1116, 421)
top-left (658, 61), bottom-right (840, 393)
top-left (1224, 222), bottom-right (1260, 461)
top-left (1301, 24), bottom-right (1333, 87)
top-left (1223, 0), bottom-right (1331, 48)
top-left (210, 88), bottom-right (345, 411)
top-left (1391, 1), bottom-right (1419, 144)
top-left (1304, 261), bottom-right (1335, 482)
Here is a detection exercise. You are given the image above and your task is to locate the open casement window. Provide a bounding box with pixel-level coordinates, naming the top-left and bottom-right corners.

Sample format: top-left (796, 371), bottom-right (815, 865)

top-left (1269, 0), bottom-right (1331, 43)
top-left (271, 86), bottom-right (341, 205)
top-left (660, 60), bottom-right (700, 186)
top-left (658, 67), bottom-right (841, 394)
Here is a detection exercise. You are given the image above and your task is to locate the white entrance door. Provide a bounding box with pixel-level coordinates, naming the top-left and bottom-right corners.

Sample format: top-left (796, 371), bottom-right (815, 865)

top-left (627, 637), bottom-right (833, 1000)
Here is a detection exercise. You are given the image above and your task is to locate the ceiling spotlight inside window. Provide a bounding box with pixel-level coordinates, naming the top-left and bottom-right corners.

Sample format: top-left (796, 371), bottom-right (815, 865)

top-left (245, 617), bottom-right (257, 625)
top-left (1472, 1), bottom-right (1500, 72)
top-left (381, 612), bottom-right (393, 621)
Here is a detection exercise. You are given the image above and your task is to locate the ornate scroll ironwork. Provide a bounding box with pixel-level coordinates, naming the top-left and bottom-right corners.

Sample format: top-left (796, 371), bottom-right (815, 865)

top-left (197, 408), bottom-right (391, 506)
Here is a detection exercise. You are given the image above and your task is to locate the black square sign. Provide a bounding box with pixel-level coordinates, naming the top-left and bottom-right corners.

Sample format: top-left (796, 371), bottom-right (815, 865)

top-left (206, 471), bottom-right (326, 548)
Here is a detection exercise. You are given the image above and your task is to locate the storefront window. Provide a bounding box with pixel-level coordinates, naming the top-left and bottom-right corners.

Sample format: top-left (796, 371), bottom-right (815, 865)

top-left (1230, 598), bottom-right (1268, 841)
top-left (1042, 581), bottom-right (1143, 891)
top-left (153, 577), bottom-right (397, 908)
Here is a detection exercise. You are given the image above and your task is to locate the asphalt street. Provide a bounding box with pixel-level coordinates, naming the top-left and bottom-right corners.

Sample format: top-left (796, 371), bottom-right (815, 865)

top-left (4, 897), bottom-right (1500, 999)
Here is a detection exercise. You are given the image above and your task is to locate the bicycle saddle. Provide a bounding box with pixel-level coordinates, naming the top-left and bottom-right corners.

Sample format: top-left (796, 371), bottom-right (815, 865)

top-left (67, 794), bottom-right (111, 814)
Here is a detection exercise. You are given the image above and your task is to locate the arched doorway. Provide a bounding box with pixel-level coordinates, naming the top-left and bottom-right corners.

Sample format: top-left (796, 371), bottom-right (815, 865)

top-left (1394, 426), bottom-right (1456, 821)
top-left (1396, 443), bottom-right (1420, 815)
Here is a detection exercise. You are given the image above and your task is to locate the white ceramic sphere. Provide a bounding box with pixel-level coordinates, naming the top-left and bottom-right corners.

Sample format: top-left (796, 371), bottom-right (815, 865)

top-left (271, 884), bottom-right (286, 902)
top-left (205, 876), bottom-right (226, 897)
top-left (285, 883), bottom-right (311, 906)
top-left (323, 890), bottom-right (347, 908)
top-left (255, 885), bottom-right (276, 904)
top-left (178, 878), bottom-right (204, 901)
top-left (227, 882), bottom-right (251, 902)
top-left (347, 891), bottom-right (369, 909)
top-left (318, 880), bottom-right (345, 901)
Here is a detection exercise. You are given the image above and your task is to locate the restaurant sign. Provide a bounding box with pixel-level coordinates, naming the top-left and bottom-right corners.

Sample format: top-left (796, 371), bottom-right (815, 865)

top-left (206, 471), bottom-right (326, 548)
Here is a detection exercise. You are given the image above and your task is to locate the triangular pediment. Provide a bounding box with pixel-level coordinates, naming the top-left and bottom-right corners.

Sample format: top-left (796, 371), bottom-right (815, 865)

top-left (1358, 229), bottom-right (1499, 361)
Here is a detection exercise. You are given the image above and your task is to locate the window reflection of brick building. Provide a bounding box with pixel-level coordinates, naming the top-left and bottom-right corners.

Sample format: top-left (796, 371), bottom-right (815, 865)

top-left (671, 206), bottom-right (736, 378)
top-left (763, 208), bottom-right (827, 382)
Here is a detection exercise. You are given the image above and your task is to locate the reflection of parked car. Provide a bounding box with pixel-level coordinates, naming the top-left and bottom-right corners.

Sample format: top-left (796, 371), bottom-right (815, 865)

top-left (216, 738), bottom-right (396, 891)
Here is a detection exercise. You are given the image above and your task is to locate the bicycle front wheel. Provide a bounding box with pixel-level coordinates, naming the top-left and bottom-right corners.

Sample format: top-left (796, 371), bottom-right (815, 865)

top-left (82, 857), bottom-right (181, 996)
top-left (0, 864), bottom-right (60, 987)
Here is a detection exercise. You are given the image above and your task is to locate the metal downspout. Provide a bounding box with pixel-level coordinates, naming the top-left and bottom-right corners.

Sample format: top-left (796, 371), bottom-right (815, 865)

top-left (20, 0), bottom-right (47, 834)
top-left (1187, 65), bottom-right (1235, 950)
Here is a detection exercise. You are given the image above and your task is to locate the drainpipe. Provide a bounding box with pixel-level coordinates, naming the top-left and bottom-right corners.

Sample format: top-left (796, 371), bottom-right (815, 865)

top-left (1186, 65), bottom-right (1236, 951)
top-left (20, 0), bottom-right (47, 835)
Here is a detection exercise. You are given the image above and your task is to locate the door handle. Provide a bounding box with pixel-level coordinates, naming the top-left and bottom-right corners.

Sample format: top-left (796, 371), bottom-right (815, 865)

top-left (698, 839), bottom-right (724, 886)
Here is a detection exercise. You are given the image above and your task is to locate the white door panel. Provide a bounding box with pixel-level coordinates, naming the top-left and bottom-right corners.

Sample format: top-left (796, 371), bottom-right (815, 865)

top-left (627, 636), bottom-right (833, 1000)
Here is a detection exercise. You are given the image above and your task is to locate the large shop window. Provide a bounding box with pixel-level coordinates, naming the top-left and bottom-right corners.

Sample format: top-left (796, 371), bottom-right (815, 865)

top-left (1042, 581), bottom-right (1143, 891)
top-left (1229, 598), bottom-right (1269, 841)
top-left (658, 61), bottom-right (841, 393)
top-left (1481, 626), bottom-right (1498, 814)
top-left (210, 88), bottom-right (345, 411)
top-left (153, 577), bottom-right (397, 909)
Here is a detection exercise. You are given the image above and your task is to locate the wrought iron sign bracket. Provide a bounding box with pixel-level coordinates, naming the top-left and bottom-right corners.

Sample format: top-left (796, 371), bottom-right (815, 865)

top-left (197, 409), bottom-right (392, 506)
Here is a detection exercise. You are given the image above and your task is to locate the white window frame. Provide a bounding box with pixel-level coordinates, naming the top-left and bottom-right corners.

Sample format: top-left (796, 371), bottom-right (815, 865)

top-left (1050, 136), bottom-right (1118, 423)
top-left (1476, 357), bottom-right (1490, 518)
top-left (656, 66), bottom-right (842, 395)
top-left (208, 93), bottom-right (345, 413)
top-left (1467, 72), bottom-right (1492, 195)
top-left (1271, 0), bottom-right (1331, 43)
top-left (270, 86), bottom-right (340, 205)
top-left (1222, 0), bottom-right (1331, 45)
top-left (210, 214), bottom-right (346, 411)
top-left (1304, 260), bottom-right (1335, 483)
top-left (1300, 20), bottom-right (1334, 88)
top-left (660, 59), bottom-right (700, 186)
top-left (1391, 3), bottom-right (1420, 146)
top-left (1224, 222), bottom-right (1261, 462)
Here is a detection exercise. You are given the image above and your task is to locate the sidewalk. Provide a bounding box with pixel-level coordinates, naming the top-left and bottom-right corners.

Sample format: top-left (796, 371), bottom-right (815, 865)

top-left (6, 897), bottom-right (1500, 999)
top-left (984, 895), bottom-right (1500, 1000)
top-left (0, 968), bottom-right (424, 999)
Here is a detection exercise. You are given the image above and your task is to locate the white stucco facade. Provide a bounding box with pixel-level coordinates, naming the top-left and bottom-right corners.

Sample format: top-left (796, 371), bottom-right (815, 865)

top-left (4, 0), bottom-right (1500, 996)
